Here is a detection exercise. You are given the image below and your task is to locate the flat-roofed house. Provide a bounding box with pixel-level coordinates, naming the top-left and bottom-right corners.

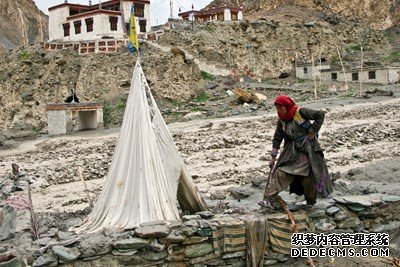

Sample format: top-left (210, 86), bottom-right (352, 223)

top-left (178, 5), bottom-right (243, 22)
top-left (295, 62), bottom-right (399, 85)
top-left (49, 0), bottom-right (150, 42)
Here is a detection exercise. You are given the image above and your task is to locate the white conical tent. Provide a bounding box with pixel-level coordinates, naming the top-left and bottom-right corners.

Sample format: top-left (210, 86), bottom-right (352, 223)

top-left (76, 61), bottom-right (207, 233)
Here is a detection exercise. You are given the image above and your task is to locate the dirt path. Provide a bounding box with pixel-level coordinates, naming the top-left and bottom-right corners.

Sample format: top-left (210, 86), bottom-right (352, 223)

top-left (1, 94), bottom-right (399, 215)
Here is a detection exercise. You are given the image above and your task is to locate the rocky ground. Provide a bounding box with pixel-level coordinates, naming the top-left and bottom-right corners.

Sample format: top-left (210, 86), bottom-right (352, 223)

top-left (0, 82), bottom-right (399, 265)
top-left (0, 82), bottom-right (398, 212)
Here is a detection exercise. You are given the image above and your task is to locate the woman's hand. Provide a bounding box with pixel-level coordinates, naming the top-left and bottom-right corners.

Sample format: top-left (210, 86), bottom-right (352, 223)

top-left (269, 157), bottom-right (276, 169)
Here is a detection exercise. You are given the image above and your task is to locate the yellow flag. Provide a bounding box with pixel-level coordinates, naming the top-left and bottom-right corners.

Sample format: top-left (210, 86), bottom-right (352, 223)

top-left (128, 5), bottom-right (139, 53)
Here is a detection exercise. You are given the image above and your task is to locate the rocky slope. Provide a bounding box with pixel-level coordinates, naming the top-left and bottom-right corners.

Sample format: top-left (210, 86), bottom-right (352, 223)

top-left (207, 0), bottom-right (399, 30)
top-left (0, 0), bottom-right (48, 52)
top-left (161, 18), bottom-right (391, 78)
top-left (0, 43), bottom-right (202, 134)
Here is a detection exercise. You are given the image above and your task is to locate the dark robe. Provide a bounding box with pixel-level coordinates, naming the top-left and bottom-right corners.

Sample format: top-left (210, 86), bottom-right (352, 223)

top-left (272, 107), bottom-right (333, 198)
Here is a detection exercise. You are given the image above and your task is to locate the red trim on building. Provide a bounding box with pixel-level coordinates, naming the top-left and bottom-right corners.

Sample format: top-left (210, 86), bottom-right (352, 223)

top-left (66, 10), bottom-right (121, 21)
top-left (178, 5), bottom-right (241, 18)
top-left (49, 0), bottom-right (150, 12)
top-left (49, 3), bottom-right (89, 12)
top-left (178, 10), bottom-right (200, 16)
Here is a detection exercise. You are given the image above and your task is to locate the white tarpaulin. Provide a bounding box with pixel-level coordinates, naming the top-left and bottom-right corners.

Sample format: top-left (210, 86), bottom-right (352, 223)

top-left (76, 61), bottom-right (207, 233)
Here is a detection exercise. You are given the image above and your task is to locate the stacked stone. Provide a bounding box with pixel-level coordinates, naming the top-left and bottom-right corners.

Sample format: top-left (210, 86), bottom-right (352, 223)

top-left (1, 197), bottom-right (399, 266)
top-left (1, 211), bottom-right (251, 267)
top-left (308, 194), bottom-right (400, 255)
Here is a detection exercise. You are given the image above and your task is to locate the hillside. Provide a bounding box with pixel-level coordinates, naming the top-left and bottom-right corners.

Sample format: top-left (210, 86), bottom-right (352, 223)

top-left (0, 43), bottom-right (202, 136)
top-left (0, 0), bottom-right (399, 139)
top-left (0, 0), bottom-right (48, 51)
top-left (206, 0), bottom-right (400, 30)
top-left (160, 17), bottom-right (393, 79)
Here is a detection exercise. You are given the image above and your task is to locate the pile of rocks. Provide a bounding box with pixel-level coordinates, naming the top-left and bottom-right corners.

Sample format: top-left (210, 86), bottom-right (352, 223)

top-left (1, 195), bottom-right (399, 266)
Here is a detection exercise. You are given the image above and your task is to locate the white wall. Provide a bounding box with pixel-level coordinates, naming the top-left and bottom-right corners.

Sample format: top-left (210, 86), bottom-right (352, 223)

top-left (224, 8), bottom-right (231, 21)
top-left (65, 14), bottom-right (125, 41)
top-left (144, 2), bottom-right (151, 32)
top-left (388, 69), bottom-right (399, 84)
top-left (238, 10), bottom-right (243, 20)
top-left (121, 1), bottom-right (151, 33)
top-left (296, 64), bottom-right (331, 80)
top-left (49, 6), bottom-right (70, 41)
top-left (188, 12), bottom-right (195, 22)
top-left (49, 1), bottom-right (151, 42)
top-left (320, 68), bottom-right (399, 85)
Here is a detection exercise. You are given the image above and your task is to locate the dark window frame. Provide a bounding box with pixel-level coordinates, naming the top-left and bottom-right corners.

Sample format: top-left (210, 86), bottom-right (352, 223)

top-left (63, 23), bottom-right (70, 37)
top-left (303, 67), bottom-right (308, 74)
top-left (85, 18), bottom-right (94, 32)
top-left (74, 20), bottom-right (82, 34)
top-left (135, 4), bottom-right (144, 17)
top-left (352, 73), bottom-right (359, 81)
top-left (331, 72), bottom-right (337, 80)
top-left (139, 19), bottom-right (146, 33)
top-left (109, 16), bottom-right (118, 31)
top-left (368, 71), bottom-right (376, 80)
top-left (231, 12), bottom-right (238, 20)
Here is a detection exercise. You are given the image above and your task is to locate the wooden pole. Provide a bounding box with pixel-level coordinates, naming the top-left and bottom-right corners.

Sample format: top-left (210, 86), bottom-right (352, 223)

top-left (276, 197), bottom-right (317, 267)
top-left (311, 54), bottom-right (318, 100)
top-left (295, 51), bottom-right (298, 84)
top-left (319, 48), bottom-right (323, 88)
top-left (360, 45), bottom-right (363, 97)
top-left (337, 47), bottom-right (348, 91)
top-left (78, 167), bottom-right (93, 207)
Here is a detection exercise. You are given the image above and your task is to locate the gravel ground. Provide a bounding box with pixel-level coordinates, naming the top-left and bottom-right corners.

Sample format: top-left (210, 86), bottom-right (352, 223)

top-left (0, 89), bottom-right (399, 214)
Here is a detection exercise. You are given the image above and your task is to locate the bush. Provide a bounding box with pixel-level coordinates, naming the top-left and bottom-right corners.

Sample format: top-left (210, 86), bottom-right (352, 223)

top-left (194, 91), bottom-right (209, 102)
top-left (102, 96), bottom-right (127, 127)
top-left (18, 50), bottom-right (31, 60)
top-left (200, 71), bottom-right (215, 81)
top-left (383, 51), bottom-right (400, 62)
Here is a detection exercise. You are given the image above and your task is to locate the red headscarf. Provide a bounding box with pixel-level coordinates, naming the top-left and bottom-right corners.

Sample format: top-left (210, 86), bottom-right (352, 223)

top-left (274, 95), bottom-right (298, 121)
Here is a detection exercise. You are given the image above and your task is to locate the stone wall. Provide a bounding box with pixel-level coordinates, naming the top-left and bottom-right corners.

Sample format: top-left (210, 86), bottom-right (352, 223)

top-left (1, 171), bottom-right (399, 267)
top-left (44, 39), bottom-right (131, 55)
top-left (1, 195), bottom-right (399, 266)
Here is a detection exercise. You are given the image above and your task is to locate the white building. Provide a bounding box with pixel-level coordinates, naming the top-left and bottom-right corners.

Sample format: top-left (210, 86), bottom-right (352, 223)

top-left (320, 67), bottom-right (399, 85)
top-left (296, 63), bottom-right (399, 85)
top-left (178, 5), bottom-right (243, 22)
top-left (295, 62), bottom-right (331, 80)
top-left (49, 0), bottom-right (151, 42)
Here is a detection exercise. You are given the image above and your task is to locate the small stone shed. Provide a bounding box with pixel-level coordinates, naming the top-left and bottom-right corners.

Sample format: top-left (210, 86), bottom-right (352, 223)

top-left (46, 102), bottom-right (103, 136)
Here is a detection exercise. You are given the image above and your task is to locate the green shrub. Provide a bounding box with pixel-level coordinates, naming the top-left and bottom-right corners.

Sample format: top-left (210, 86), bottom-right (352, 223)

top-left (18, 50), bottom-right (31, 60)
top-left (200, 71), bottom-right (215, 80)
top-left (102, 101), bottom-right (113, 126)
top-left (166, 98), bottom-right (184, 107)
top-left (383, 51), bottom-right (400, 62)
top-left (297, 79), bottom-right (305, 83)
top-left (194, 91), bottom-right (209, 102)
top-left (102, 97), bottom-right (127, 126)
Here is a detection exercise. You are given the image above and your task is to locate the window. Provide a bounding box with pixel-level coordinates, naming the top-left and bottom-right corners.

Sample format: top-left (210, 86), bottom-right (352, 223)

top-left (85, 18), bottom-right (93, 32)
top-left (63, 23), bottom-right (70, 37)
top-left (368, 71), bottom-right (376, 79)
top-left (303, 67), bottom-right (308, 74)
top-left (74, 20), bottom-right (82, 34)
top-left (352, 73), bottom-right (359, 81)
top-left (331, 73), bottom-right (337, 80)
top-left (217, 14), bottom-right (224, 21)
top-left (125, 23), bottom-right (130, 33)
top-left (135, 5), bottom-right (144, 17)
top-left (109, 16), bottom-right (118, 31)
top-left (232, 12), bottom-right (238, 20)
top-left (139, 19), bottom-right (146, 33)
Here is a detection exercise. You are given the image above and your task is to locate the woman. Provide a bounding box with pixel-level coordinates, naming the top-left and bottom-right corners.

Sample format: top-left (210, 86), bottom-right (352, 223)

top-left (259, 95), bottom-right (332, 209)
